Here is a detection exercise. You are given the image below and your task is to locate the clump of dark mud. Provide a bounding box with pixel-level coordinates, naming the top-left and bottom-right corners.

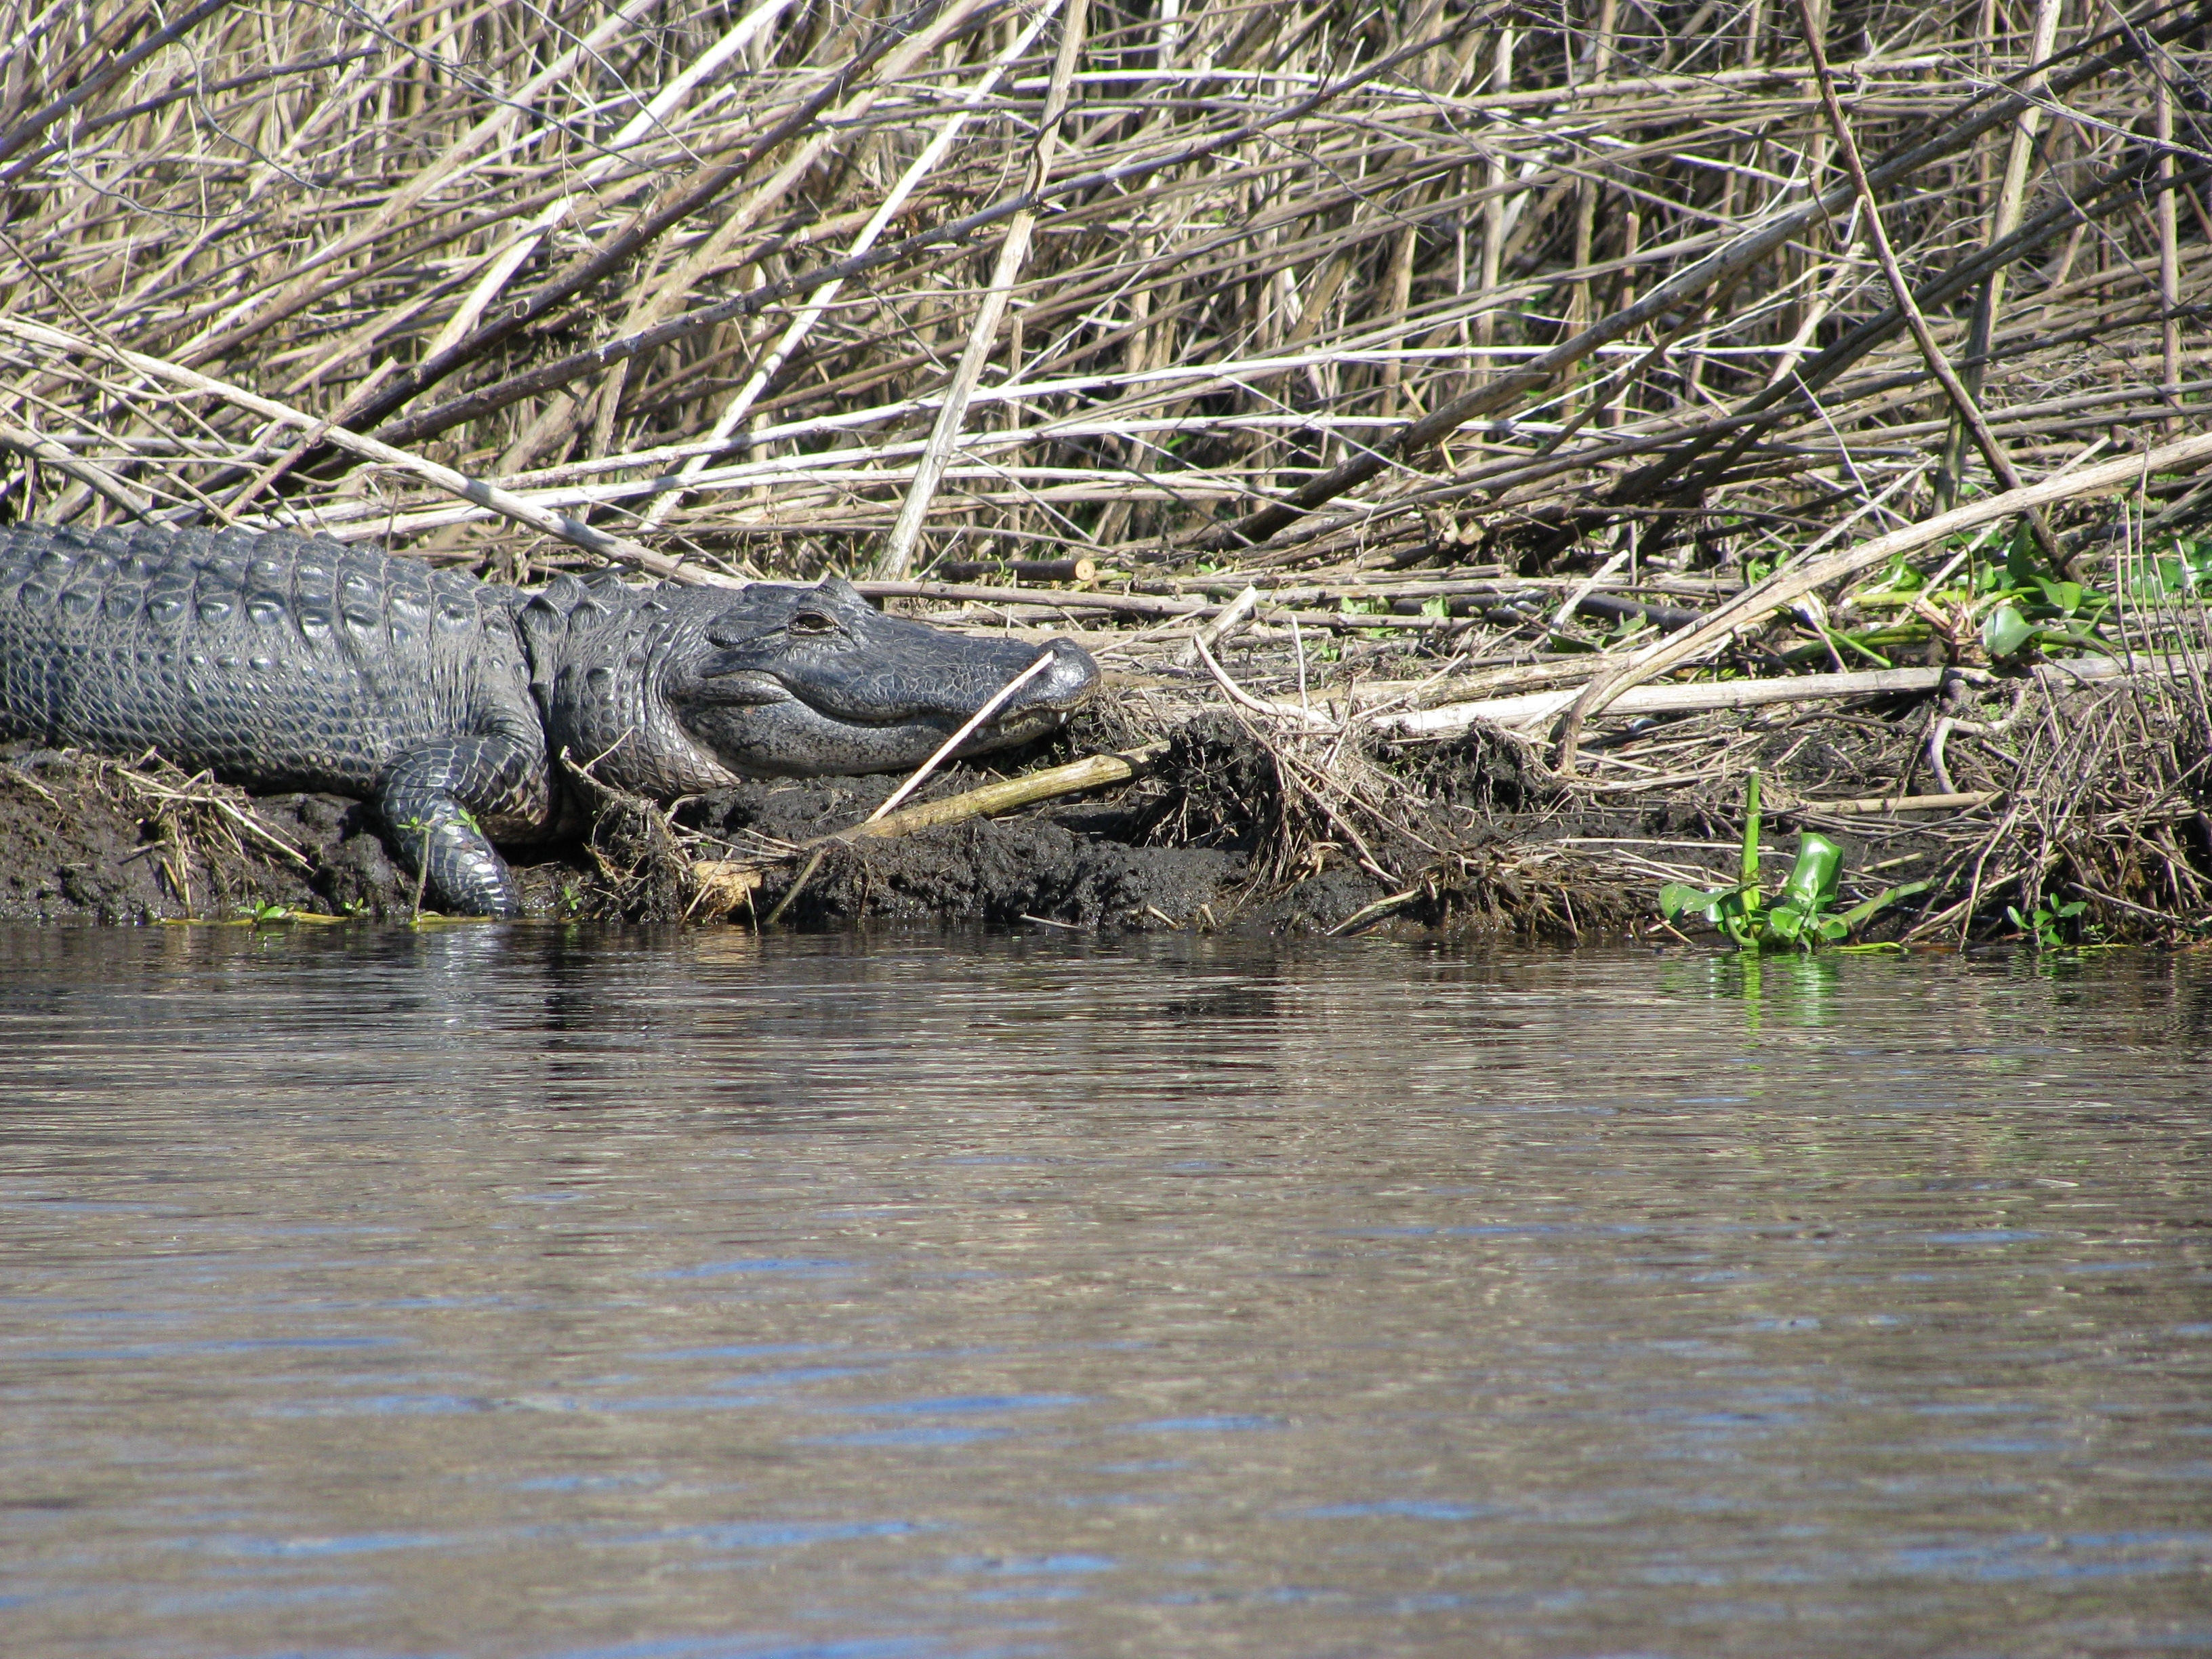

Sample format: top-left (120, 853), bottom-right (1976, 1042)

top-left (0, 744), bottom-right (422, 923)
top-left (0, 741), bottom-right (610, 924)
top-left (0, 735), bottom-right (1258, 930)
top-left (670, 751), bottom-right (1244, 930)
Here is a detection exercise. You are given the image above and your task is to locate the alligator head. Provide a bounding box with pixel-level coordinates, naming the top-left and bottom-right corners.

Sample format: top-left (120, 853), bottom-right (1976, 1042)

top-left (523, 573), bottom-right (1101, 796)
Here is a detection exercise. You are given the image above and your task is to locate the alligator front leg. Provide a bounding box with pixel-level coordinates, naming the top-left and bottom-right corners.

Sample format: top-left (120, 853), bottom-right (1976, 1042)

top-left (375, 739), bottom-right (546, 918)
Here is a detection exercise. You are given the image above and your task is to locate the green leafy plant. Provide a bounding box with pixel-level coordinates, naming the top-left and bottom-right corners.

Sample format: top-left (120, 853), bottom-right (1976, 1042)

top-left (1979, 599), bottom-right (2037, 659)
top-left (396, 813), bottom-right (435, 924)
top-left (1814, 623), bottom-right (1893, 668)
top-left (2124, 533), bottom-right (2212, 598)
top-left (1848, 521), bottom-right (2118, 665)
top-left (1760, 830), bottom-right (1849, 946)
top-left (1658, 771), bottom-right (1926, 951)
top-left (2007, 894), bottom-right (2089, 951)
top-left (228, 900), bottom-right (350, 928)
top-left (1873, 550), bottom-right (1929, 595)
top-left (1975, 525), bottom-right (2114, 661)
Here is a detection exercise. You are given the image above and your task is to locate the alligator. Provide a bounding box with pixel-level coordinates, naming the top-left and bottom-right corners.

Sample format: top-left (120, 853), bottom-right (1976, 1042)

top-left (0, 522), bottom-right (1099, 916)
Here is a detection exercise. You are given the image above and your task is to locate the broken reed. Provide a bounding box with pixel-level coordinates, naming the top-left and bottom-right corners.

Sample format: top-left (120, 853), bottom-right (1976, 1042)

top-left (0, 0), bottom-right (2197, 590)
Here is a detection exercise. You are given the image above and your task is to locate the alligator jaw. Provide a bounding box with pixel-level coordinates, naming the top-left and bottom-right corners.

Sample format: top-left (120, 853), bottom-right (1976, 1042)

top-left (663, 580), bottom-right (1101, 779)
top-left (697, 634), bottom-right (1094, 721)
top-left (674, 636), bottom-right (1097, 779)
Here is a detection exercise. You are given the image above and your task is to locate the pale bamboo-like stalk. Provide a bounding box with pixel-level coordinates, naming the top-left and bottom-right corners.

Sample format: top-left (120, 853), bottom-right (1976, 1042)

top-left (876, 0), bottom-right (1090, 579)
top-left (1936, 0), bottom-right (2062, 507)
top-left (2154, 45), bottom-right (2182, 439)
top-left (1475, 26), bottom-right (1513, 375)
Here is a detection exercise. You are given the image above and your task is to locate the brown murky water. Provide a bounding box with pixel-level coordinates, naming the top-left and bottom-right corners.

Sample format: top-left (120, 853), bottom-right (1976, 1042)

top-left (2, 926), bottom-right (2209, 1658)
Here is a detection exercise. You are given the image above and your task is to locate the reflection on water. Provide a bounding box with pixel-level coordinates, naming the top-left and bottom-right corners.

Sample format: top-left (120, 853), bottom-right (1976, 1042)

top-left (1, 926), bottom-right (2209, 1658)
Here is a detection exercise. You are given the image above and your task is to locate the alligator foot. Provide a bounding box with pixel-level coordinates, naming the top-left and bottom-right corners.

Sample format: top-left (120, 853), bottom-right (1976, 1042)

top-left (377, 740), bottom-right (541, 918)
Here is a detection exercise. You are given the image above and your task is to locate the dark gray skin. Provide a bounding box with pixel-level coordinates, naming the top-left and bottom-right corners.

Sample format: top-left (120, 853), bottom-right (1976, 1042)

top-left (0, 522), bottom-right (1098, 917)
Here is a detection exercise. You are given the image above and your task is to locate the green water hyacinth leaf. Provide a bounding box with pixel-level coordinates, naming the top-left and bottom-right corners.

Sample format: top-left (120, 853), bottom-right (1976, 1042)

top-left (1660, 880), bottom-right (1744, 923)
top-left (2032, 576), bottom-right (2085, 615)
top-left (2133, 538), bottom-right (2212, 597)
top-left (1761, 834), bottom-right (1848, 947)
top-left (2151, 558), bottom-right (2198, 596)
top-left (1982, 601), bottom-right (2035, 659)
top-left (1879, 552), bottom-right (1927, 592)
top-left (2009, 895), bottom-right (2089, 951)
top-left (1780, 833), bottom-right (1842, 910)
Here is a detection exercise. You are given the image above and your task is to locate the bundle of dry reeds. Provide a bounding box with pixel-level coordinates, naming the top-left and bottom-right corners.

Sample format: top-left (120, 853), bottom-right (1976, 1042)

top-left (0, 0), bottom-right (2195, 566)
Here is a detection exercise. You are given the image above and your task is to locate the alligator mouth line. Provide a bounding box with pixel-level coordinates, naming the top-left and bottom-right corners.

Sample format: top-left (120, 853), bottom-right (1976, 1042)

top-left (734, 684), bottom-right (1076, 729)
top-left (733, 654), bottom-right (1092, 729)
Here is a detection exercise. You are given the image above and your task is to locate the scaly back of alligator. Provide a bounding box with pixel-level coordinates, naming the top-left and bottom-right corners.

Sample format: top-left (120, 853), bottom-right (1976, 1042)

top-left (0, 522), bottom-right (551, 914)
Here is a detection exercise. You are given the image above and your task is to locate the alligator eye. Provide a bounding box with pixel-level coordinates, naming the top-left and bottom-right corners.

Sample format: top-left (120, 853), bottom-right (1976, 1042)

top-left (787, 610), bottom-right (838, 636)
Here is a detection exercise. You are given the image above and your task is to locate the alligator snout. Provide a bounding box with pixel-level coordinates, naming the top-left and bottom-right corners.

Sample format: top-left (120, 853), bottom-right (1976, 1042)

top-left (948, 635), bottom-right (1099, 754)
top-left (1008, 636), bottom-right (1100, 714)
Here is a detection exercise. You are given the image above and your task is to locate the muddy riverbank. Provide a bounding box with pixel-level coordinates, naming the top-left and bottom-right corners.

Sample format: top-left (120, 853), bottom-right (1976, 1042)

top-left (9, 632), bottom-right (2204, 947)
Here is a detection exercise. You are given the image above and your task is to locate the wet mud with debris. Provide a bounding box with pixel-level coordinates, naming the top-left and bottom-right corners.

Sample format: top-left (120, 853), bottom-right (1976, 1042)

top-left (0, 733), bottom-right (1263, 933)
top-left (0, 744), bottom-right (442, 924)
top-left (5, 659), bottom-right (2207, 947)
top-left (0, 722), bottom-right (1598, 938)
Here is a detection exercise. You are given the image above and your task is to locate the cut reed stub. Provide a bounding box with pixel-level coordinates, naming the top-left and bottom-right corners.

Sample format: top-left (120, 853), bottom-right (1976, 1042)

top-left (931, 558), bottom-right (1099, 585)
